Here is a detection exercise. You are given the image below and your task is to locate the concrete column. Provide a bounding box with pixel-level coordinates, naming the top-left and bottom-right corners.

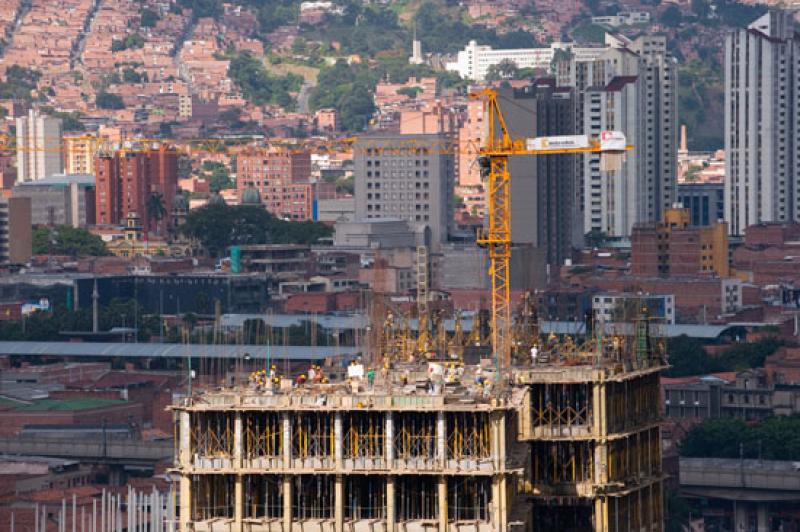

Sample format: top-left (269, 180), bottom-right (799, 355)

top-left (234, 412), bottom-right (243, 468)
top-left (282, 412), bottom-right (292, 466)
top-left (498, 475), bottom-right (507, 532)
top-left (757, 503), bottom-right (768, 531)
top-left (491, 414), bottom-right (501, 470)
top-left (234, 475), bottom-right (243, 531)
top-left (283, 475), bottom-right (292, 531)
top-left (594, 498), bottom-right (607, 532)
top-left (498, 413), bottom-right (506, 470)
top-left (179, 411), bottom-right (191, 466)
top-left (334, 412), bottom-right (343, 469)
top-left (438, 476), bottom-right (447, 532)
top-left (595, 444), bottom-right (609, 485)
top-left (386, 476), bottom-right (396, 532)
top-left (492, 478), bottom-right (501, 530)
top-left (335, 474), bottom-right (344, 532)
top-left (734, 502), bottom-right (747, 532)
top-left (385, 412), bottom-right (394, 464)
top-left (436, 411), bottom-right (446, 465)
top-left (179, 476), bottom-right (191, 531)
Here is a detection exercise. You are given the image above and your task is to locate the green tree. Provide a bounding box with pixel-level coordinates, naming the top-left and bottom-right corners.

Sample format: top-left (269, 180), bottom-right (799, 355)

top-left (147, 192), bottom-right (167, 234)
top-left (228, 52), bottom-right (302, 108)
top-left (664, 335), bottom-right (711, 377)
top-left (716, 0), bottom-right (766, 27)
top-left (32, 226), bottom-right (110, 257)
top-left (0, 66), bottom-right (41, 101)
top-left (178, 0), bottom-right (221, 19)
top-left (680, 416), bottom-right (800, 461)
top-left (111, 34), bottom-right (145, 52)
top-left (121, 68), bottom-right (145, 83)
top-left (584, 230), bottom-right (607, 248)
top-left (661, 5), bottom-right (683, 27)
top-left (96, 92), bottom-right (125, 109)
top-left (396, 86), bottom-right (423, 99)
top-left (201, 161), bottom-right (234, 192)
top-left (180, 204), bottom-right (333, 257)
top-left (486, 59), bottom-right (519, 81)
top-left (691, 0), bottom-right (711, 19)
top-left (140, 8), bottom-right (160, 27)
top-left (337, 84), bottom-right (375, 131)
top-left (711, 337), bottom-right (784, 372)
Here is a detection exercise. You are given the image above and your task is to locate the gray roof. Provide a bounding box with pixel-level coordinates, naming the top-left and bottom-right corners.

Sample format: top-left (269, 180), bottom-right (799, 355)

top-left (16, 174), bottom-right (95, 187)
top-left (0, 341), bottom-right (359, 360)
top-left (221, 313), bottom-right (478, 332)
top-left (540, 321), bottom-right (739, 339)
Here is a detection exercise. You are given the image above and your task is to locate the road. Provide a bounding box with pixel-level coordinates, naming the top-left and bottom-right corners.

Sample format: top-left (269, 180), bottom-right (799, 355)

top-left (297, 81), bottom-right (315, 114)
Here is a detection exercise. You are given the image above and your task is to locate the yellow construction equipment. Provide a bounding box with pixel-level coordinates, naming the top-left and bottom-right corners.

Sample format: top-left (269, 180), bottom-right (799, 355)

top-left (470, 87), bottom-right (633, 376)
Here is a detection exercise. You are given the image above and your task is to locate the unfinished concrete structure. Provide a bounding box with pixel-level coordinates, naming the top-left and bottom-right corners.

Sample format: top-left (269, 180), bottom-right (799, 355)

top-left (173, 321), bottom-right (666, 531)
top-left (175, 381), bottom-right (518, 532)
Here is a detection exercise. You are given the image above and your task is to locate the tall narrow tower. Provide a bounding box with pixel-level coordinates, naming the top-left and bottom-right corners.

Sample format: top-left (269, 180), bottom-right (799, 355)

top-left (409, 23), bottom-right (423, 65)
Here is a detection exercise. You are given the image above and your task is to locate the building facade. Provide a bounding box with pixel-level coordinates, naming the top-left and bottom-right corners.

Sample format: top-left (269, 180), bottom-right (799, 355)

top-left (12, 173), bottom-right (96, 227)
top-left (631, 207), bottom-right (729, 278)
top-left (499, 81), bottom-right (577, 277)
top-left (354, 133), bottom-right (454, 249)
top-left (446, 40), bottom-right (564, 80)
top-left (94, 142), bottom-right (178, 232)
top-left (63, 134), bottom-right (99, 175)
top-left (0, 196), bottom-right (32, 265)
top-left (15, 110), bottom-right (63, 183)
top-left (678, 181), bottom-right (725, 227)
top-left (724, 11), bottom-right (800, 235)
top-left (237, 148), bottom-right (314, 220)
top-left (559, 34), bottom-right (678, 239)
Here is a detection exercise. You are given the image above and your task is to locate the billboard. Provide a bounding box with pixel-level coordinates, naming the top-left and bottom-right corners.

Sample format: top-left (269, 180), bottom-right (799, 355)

top-left (600, 130), bottom-right (627, 152)
top-left (526, 135), bottom-right (590, 151)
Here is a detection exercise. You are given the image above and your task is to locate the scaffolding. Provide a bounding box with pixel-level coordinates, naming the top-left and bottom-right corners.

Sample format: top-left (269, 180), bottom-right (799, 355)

top-left (191, 475), bottom-right (234, 521)
top-left (446, 412), bottom-right (491, 459)
top-left (344, 476), bottom-right (387, 520)
top-left (243, 412), bottom-right (283, 460)
top-left (394, 412), bottom-right (437, 462)
top-left (243, 475), bottom-right (283, 520)
top-left (292, 475), bottom-right (335, 519)
top-left (191, 412), bottom-right (234, 463)
top-left (173, 325), bottom-right (665, 532)
top-left (292, 412), bottom-right (333, 461)
top-left (448, 477), bottom-right (491, 522)
top-left (343, 411), bottom-right (385, 459)
top-left (396, 476), bottom-right (438, 522)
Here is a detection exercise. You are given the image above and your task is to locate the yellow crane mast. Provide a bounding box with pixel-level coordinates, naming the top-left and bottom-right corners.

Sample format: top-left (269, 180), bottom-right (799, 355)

top-left (471, 88), bottom-right (633, 376)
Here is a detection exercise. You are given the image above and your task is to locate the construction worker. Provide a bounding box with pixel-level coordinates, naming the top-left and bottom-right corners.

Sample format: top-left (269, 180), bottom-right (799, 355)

top-left (367, 367), bottom-right (375, 389)
top-left (296, 373), bottom-right (307, 386)
top-left (308, 365), bottom-right (317, 383)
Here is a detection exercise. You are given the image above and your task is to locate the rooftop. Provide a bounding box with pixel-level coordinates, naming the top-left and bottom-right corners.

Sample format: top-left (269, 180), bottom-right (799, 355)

top-left (13, 398), bottom-right (128, 412)
top-left (15, 173), bottom-right (95, 187)
top-left (0, 341), bottom-right (360, 360)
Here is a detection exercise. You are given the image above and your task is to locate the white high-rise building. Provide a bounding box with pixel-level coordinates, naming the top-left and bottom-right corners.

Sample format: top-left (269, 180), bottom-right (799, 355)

top-left (558, 34), bottom-right (678, 238)
top-left (724, 11), bottom-right (800, 235)
top-left (15, 109), bottom-right (63, 183)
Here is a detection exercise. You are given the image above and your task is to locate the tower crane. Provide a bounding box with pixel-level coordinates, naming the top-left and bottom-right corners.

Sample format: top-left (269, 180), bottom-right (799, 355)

top-left (471, 88), bottom-right (632, 376)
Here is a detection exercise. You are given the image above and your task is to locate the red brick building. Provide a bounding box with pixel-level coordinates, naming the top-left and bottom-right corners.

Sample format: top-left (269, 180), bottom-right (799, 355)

top-left (631, 207), bottom-right (729, 277)
top-left (237, 148), bottom-right (316, 220)
top-left (236, 148), bottom-right (311, 190)
top-left (94, 143), bottom-right (178, 232)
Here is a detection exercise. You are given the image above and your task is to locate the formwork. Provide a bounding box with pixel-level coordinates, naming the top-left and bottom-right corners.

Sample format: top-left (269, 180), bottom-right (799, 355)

top-left (173, 325), bottom-right (666, 531)
top-left (174, 390), bottom-right (516, 532)
top-left (514, 355), bottom-right (666, 531)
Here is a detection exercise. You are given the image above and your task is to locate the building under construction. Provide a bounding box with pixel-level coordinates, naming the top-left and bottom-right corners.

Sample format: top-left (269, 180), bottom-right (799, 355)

top-left (173, 311), bottom-right (666, 531)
